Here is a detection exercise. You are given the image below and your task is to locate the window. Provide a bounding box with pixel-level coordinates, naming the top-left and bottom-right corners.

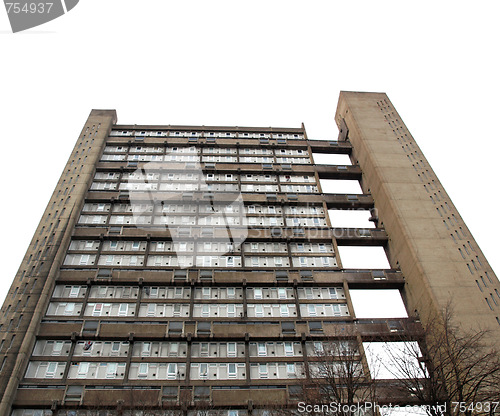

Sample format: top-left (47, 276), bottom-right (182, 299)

top-left (200, 363), bottom-right (208, 379)
top-left (202, 287), bottom-right (211, 299)
top-left (313, 341), bottom-right (324, 354)
top-left (52, 341), bottom-right (64, 356)
top-left (64, 303), bottom-right (76, 315)
top-left (92, 303), bottom-right (103, 316)
top-left (77, 362), bottom-right (89, 378)
top-left (142, 342), bottom-right (151, 357)
top-left (200, 343), bottom-right (209, 357)
top-left (79, 255), bottom-right (90, 265)
top-left (287, 363), bottom-right (295, 375)
top-left (227, 342), bottom-right (236, 357)
top-left (278, 288), bottom-right (286, 299)
top-left (227, 287), bottom-right (235, 298)
top-left (227, 304), bottom-right (236, 317)
top-left (259, 364), bottom-right (268, 378)
top-left (69, 286), bottom-right (80, 298)
top-left (308, 305), bottom-right (316, 316)
top-left (118, 304), bottom-right (128, 316)
top-left (82, 341), bottom-right (93, 353)
top-left (228, 363), bottom-right (237, 379)
top-left (255, 304), bottom-right (264, 317)
top-left (254, 288), bottom-right (263, 299)
top-left (147, 304), bottom-right (156, 317)
top-left (170, 342), bottom-right (179, 356)
top-left (280, 305), bottom-right (289, 317)
top-left (258, 343), bottom-right (267, 356)
top-left (132, 241), bottom-right (140, 250)
top-left (111, 342), bottom-right (120, 355)
top-left (138, 363), bottom-right (148, 378)
top-left (106, 363), bottom-right (118, 378)
top-left (332, 304), bottom-right (341, 316)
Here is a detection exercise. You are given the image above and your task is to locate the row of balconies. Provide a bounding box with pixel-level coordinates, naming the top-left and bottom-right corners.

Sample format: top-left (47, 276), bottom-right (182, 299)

top-left (95, 172), bottom-right (317, 182)
top-left (13, 380), bottom-right (419, 412)
top-left (108, 129), bottom-right (305, 139)
top-left (90, 182), bottom-right (322, 194)
top-left (63, 254), bottom-right (338, 269)
top-left (46, 302), bottom-right (350, 319)
top-left (82, 202), bottom-right (326, 215)
top-left (101, 154), bottom-right (312, 165)
top-left (32, 340), bottom-right (344, 359)
top-left (104, 146), bottom-right (308, 155)
top-left (25, 361), bottom-right (317, 381)
top-left (77, 214), bottom-right (328, 227)
top-left (84, 191), bottom-right (373, 208)
top-left (67, 240), bottom-right (333, 254)
top-left (51, 285), bottom-right (345, 301)
top-left (94, 161), bottom-right (361, 181)
top-left (55, 268), bottom-right (404, 287)
top-left (70, 226), bottom-right (386, 244)
top-left (38, 318), bottom-right (420, 340)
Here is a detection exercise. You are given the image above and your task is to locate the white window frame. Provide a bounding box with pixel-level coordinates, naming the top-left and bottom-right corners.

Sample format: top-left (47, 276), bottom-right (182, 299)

top-left (199, 363), bottom-right (208, 379)
top-left (170, 342), bottom-right (179, 356)
top-left (69, 286), bottom-right (80, 298)
top-left (77, 362), bottom-right (89, 378)
top-left (118, 304), bottom-right (128, 316)
top-left (52, 341), bottom-right (64, 356)
top-left (227, 342), bottom-right (237, 357)
top-left (92, 303), bottom-right (103, 316)
top-left (138, 363), bottom-right (148, 378)
top-left (228, 363), bottom-right (237, 379)
top-left (106, 362), bottom-right (118, 379)
top-left (257, 343), bottom-right (267, 357)
top-left (259, 363), bottom-right (268, 379)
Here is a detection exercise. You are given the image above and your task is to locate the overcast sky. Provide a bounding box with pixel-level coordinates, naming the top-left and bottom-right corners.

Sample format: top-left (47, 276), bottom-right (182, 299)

top-left (0, 1), bottom-right (499, 309)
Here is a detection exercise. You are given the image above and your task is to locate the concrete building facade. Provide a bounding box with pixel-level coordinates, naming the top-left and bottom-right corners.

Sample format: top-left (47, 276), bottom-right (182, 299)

top-left (0, 92), bottom-right (498, 415)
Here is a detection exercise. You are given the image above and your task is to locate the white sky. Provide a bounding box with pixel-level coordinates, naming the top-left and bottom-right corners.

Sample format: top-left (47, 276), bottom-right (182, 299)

top-left (0, 1), bottom-right (499, 309)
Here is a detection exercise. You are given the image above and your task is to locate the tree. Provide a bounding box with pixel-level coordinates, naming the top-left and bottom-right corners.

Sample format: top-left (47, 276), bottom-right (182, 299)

top-left (379, 305), bottom-right (500, 416)
top-left (294, 333), bottom-right (378, 416)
